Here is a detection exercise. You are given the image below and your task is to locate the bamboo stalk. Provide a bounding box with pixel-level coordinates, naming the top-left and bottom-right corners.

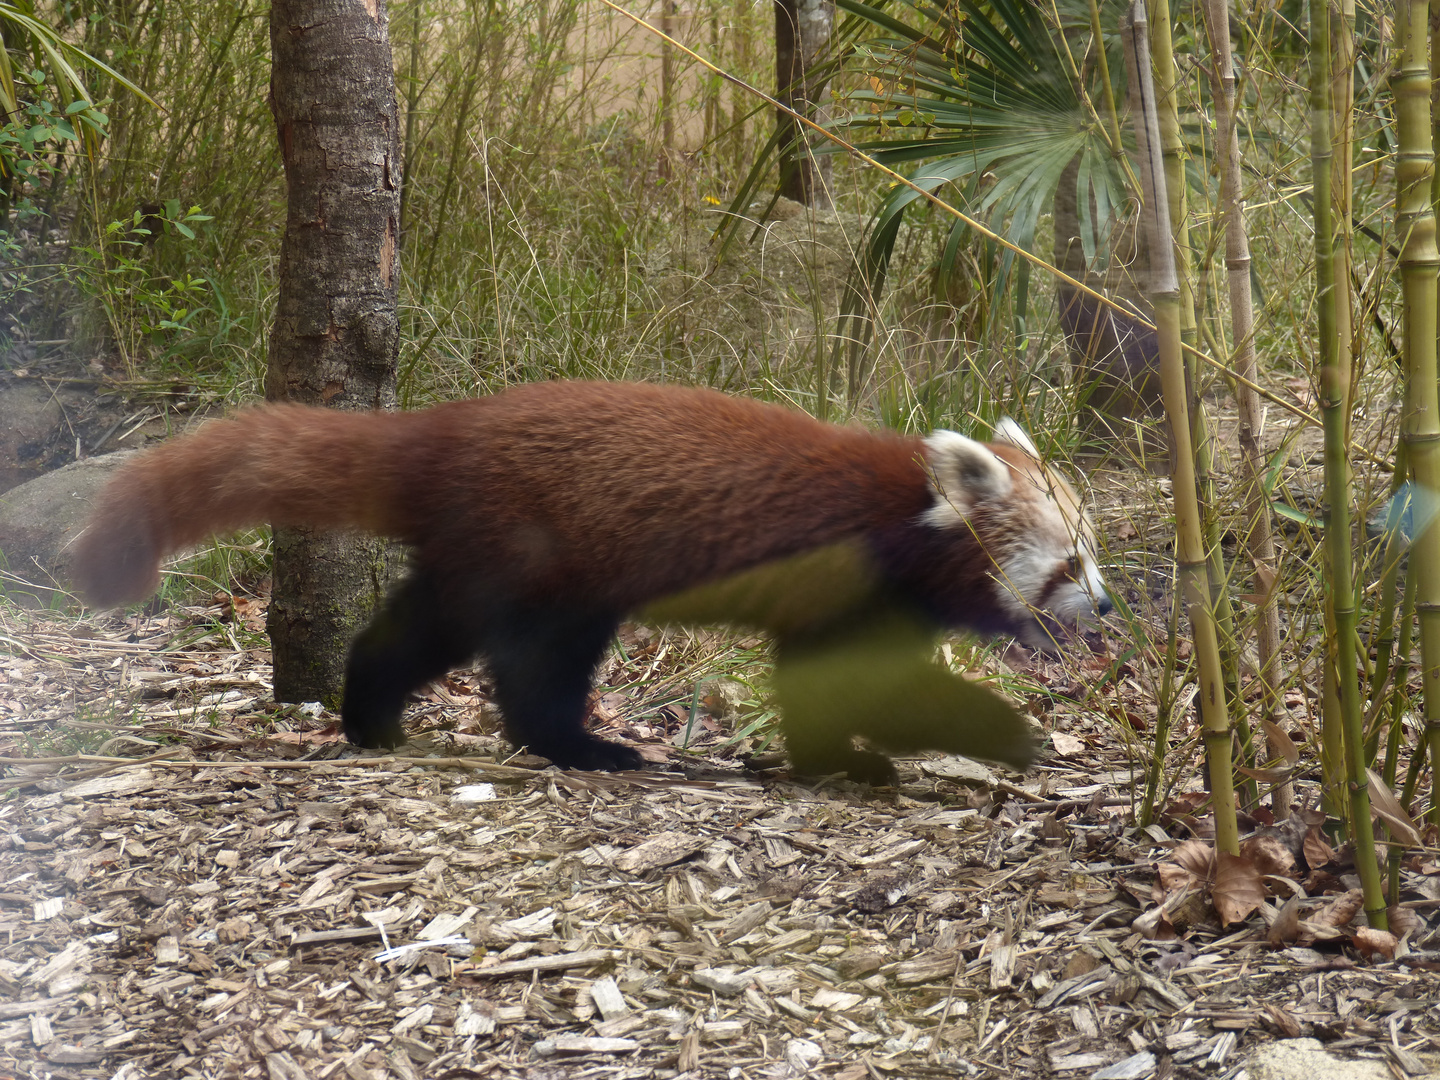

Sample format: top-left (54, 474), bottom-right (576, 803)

top-left (1144, 0), bottom-right (1194, 344)
top-left (1146, 0), bottom-right (1247, 794)
top-left (1366, 454), bottom-right (1412, 765)
top-left (1200, 0), bottom-right (1289, 816)
top-left (1403, 0), bottom-right (1440, 828)
top-left (1088, 0), bottom-right (1124, 157)
top-left (1316, 0), bottom-right (1385, 927)
top-left (1384, 563), bottom-right (1418, 790)
top-left (1123, 0), bottom-right (1237, 856)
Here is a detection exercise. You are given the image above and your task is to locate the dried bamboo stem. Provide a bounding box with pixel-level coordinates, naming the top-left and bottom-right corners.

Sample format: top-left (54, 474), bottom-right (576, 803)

top-left (1200, 0), bottom-right (1289, 816)
top-left (1124, 0), bottom-right (1237, 855)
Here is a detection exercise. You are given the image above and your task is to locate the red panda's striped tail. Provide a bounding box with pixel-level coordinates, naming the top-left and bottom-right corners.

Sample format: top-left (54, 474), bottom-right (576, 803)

top-left (70, 404), bottom-right (409, 607)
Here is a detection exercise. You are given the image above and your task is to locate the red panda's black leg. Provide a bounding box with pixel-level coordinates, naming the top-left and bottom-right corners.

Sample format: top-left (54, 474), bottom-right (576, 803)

top-left (341, 571), bottom-right (482, 749)
top-left (482, 610), bottom-right (643, 771)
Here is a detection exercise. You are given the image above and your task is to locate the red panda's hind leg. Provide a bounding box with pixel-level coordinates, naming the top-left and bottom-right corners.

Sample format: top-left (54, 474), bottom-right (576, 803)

top-left (342, 571), bottom-right (485, 749)
top-left (483, 609), bottom-right (642, 771)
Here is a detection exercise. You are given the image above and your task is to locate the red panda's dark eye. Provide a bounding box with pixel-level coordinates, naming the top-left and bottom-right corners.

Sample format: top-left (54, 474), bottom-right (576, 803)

top-left (1066, 555), bottom-right (1079, 577)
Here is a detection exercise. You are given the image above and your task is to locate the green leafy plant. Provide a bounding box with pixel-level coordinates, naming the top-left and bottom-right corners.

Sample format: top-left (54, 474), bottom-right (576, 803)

top-left (73, 201), bottom-right (215, 364)
top-left (0, 69), bottom-right (108, 217)
top-left (0, 0), bottom-right (152, 217)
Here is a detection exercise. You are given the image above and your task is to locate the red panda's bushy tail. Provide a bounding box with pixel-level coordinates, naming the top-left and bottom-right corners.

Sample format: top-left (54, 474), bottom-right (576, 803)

top-left (70, 404), bottom-right (411, 608)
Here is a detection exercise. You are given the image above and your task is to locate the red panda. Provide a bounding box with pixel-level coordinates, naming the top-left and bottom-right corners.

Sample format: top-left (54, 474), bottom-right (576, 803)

top-left (70, 381), bottom-right (1109, 780)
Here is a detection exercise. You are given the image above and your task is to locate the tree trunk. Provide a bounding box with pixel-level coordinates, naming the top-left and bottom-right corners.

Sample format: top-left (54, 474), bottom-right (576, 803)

top-left (266, 0), bottom-right (401, 707)
top-left (774, 0), bottom-right (834, 208)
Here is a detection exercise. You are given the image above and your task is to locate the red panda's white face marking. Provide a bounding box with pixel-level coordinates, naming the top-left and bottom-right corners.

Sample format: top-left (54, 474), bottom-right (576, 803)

top-left (924, 420), bottom-right (1110, 649)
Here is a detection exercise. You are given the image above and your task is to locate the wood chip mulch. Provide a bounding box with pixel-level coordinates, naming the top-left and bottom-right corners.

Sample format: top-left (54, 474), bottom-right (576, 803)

top-left (2, 599), bottom-right (1439, 1080)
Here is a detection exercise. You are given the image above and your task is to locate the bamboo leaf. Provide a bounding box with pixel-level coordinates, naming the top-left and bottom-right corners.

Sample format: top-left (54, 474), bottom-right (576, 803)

top-left (1271, 501), bottom-right (1323, 528)
top-left (1364, 768), bottom-right (1422, 847)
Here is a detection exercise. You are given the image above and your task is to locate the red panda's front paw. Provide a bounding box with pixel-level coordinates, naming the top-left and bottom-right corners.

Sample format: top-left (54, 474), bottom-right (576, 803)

top-left (531, 737), bottom-right (645, 772)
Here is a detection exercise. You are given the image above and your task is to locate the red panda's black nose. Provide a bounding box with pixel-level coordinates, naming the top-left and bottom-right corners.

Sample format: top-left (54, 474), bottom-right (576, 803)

top-left (1095, 593), bottom-right (1113, 617)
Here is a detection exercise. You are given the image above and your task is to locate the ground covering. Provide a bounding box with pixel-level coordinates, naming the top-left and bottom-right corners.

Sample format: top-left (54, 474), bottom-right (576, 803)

top-left (1, 591), bottom-right (1437, 1080)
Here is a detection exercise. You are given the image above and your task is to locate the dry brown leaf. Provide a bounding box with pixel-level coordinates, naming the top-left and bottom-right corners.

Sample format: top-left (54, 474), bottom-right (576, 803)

top-left (1171, 838), bottom-right (1216, 879)
top-left (1260, 719), bottom-right (1301, 765)
top-left (1352, 926), bottom-right (1397, 959)
top-left (1240, 566), bottom-right (1280, 609)
top-left (1387, 905), bottom-right (1422, 939)
top-left (1050, 731), bottom-right (1086, 757)
top-left (1240, 835), bottom-right (1297, 880)
top-left (1061, 949), bottom-right (1104, 979)
top-left (1262, 1003), bottom-right (1302, 1037)
top-left (1132, 905), bottom-right (1177, 940)
top-left (1310, 888), bottom-right (1365, 931)
top-left (1266, 896), bottom-right (1301, 945)
top-left (1213, 851), bottom-right (1265, 926)
top-left (1297, 918), bottom-right (1347, 944)
top-left (1156, 863), bottom-right (1201, 900)
top-left (1166, 792), bottom-right (1210, 814)
top-left (1303, 826), bottom-right (1335, 869)
top-left (1365, 768), bottom-right (1423, 848)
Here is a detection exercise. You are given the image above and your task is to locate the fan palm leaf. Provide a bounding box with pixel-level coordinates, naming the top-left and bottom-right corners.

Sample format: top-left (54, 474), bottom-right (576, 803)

top-left (832, 0), bottom-right (1130, 333)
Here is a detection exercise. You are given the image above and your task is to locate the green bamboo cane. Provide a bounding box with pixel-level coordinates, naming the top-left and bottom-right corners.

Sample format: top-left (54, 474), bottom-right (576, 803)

top-left (1200, 0), bottom-right (1290, 816)
top-left (1146, 0), bottom-right (1248, 795)
top-left (1124, 0), bottom-right (1237, 856)
top-left (1422, 0), bottom-right (1440, 829)
top-left (1087, 0), bottom-right (1124, 158)
top-left (1315, 0), bottom-right (1386, 928)
top-left (1389, 562), bottom-right (1417, 903)
top-left (1143, 0), bottom-right (1194, 344)
top-left (1405, 0), bottom-right (1440, 829)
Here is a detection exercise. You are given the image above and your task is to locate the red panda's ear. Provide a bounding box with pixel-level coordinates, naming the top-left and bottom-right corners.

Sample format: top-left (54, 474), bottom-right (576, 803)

top-left (991, 416), bottom-right (1041, 458)
top-left (923, 431), bottom-right (1013, 522)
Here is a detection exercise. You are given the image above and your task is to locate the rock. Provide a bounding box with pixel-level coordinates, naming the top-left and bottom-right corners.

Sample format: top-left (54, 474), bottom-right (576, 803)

top-left (784, 1037), bottom-right (823, 1073)
top-left (1244, 1037), bottom-right (1426, 1080)
top-left (0, 451), bottom-right (134, 606)
top-left (0, 379), bottom-right (62, 494)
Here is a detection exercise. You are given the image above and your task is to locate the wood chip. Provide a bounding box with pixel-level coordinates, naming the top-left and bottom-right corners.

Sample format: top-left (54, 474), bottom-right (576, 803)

top-left (3, 596), bottom-right (1437, 1077)
top-left (466, 950), bottom-right (614, 979)
top-left (535, 1036), bottom-right (639, 1055)
top-left (589, 975), bottom-right (628, 1021)
top-left (692, 967), bottom-right (754, 996)
top-left (611, 831), bottom-right (708, 873)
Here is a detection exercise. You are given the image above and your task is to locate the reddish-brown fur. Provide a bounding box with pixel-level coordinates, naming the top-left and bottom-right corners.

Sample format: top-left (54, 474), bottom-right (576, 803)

top-left (72, 381), bottom-right (1080, 778)
top-left (75, 382), bottom-right (944, 611)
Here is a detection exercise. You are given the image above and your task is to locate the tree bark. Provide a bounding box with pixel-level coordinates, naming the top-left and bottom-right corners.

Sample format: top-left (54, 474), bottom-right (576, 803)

top-left (266, 0), bottom-right (401, 706)
top-left (775, 0), bottom-right (834, 208)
